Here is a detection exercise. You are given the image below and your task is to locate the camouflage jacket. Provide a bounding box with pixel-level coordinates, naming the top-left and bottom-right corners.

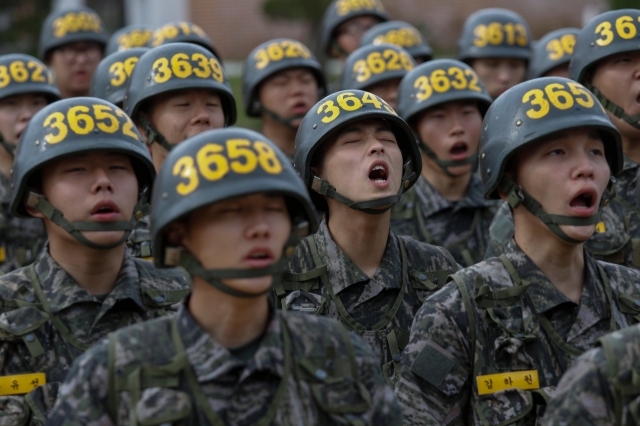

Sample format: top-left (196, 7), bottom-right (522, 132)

top-left (485, 156), bottom-right (640, 268)
top-left (540, 322), bottom-right (640, 426)
top-left (0, 248), bottom-right (191, 425)
top-left (395, 240), bottom-right (640, 426)
top-left (125, 214), bottom-right (152, 259)
top-left (276, 220), bottom-right (458, 384)
top-left (47, 302), bottom-right (403, 425)
top-left (0, 172), bottom-right (47, 273)
top-left (391, 174), bottom-right (499, 267)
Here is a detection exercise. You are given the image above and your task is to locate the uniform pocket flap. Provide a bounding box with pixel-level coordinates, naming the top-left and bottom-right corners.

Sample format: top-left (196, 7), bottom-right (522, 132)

top-left (142, 287), bottom-right (189, 308)
top-left (136, 387), bottom-right (191, 426)
top-left (311, 378), bottom-right (371, 415)
top-left (0, 307), bottom-right (48, 337)
top-left (0, 395), bottom-right (29, 426)
top-left (410, 341), bottom-right (467, 396)
top-left (475, 387), bottom-right (535, 426)
top-left (410, 270), bottom-right (449, 291)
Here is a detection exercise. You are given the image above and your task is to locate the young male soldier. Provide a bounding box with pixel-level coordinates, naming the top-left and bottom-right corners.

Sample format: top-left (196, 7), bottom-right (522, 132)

top-left (321, 0), bottom-right (389, 61)
top-left (123, 42), bottom-right (236, 258)
top-left (395, 77), bottom-right (640, 425)
top-left (458, 8), bottom-right (532, 99)
top-left (49, 128), bottom-right (403, 425)
top-left (276, 89), bottom-right (459, 386)
top-left (90, 48), bottom-right (148, 108)
top-left (148, 21), bottom-right (221, 60)
top-left (39, 6), bottom-right (108, 99)
top-left (390, 59), bottom-right (498, 267)
top-left (528, 28), bottom-right (579, 79)
top-left (341, 43), bottom-right (415, 110)
top-left (486, 10), bottom-right (640, 267)
top-left (0, 54), bottom-right (60, 274)
top-left (0, 97), bottom-right (190, 423)
top-left (242, 38), bottom-right (326, 159)
top-left (105, 25), bottom-right (154, 55)
top-left (360, 20), bottom-right (433, 64)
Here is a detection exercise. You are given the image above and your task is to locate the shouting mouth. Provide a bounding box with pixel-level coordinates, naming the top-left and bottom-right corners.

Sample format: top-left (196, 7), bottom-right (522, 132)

top-left (369, 162), bottom-right (390, 188)
top-left (569, 188), bottom-right (597, 216)
top-left (449, 142), bottom-right (469, 161)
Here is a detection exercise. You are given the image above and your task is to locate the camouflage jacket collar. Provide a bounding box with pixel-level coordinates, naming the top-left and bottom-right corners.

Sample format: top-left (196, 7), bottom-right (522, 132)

top-left (176, 301), bottom-right (285, 382)
top-left (0, 171), bottom-right (10, 204)
top-left (414, 173), bottom-right (495, 217)
top-left (316, 220), bottom-right (403, 302)
top-left (35, 246), bottom-right (147, 316)
top-left (622, 155), bottom-right (638, 173)
top-left (504, 240), bottom-right (609, 324)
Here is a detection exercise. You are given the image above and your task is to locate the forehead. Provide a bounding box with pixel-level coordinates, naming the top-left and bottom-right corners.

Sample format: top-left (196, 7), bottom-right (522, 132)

top-left (56, 41), bottom-right (102, 50)
top-left (338, 14), bottom-right (382, 30)
top-left (264, 67), bottom-right (315, 81)
top-left (598, 50), bottom-right (640, 66)
top-left (156, 88), bottom-right (221, 103)
top-left (335, 117), bottom-right (391, 134)
top-left (0, 93), bottom-right (47, 104)
top-left (43, 151), bottom-right (131, 170)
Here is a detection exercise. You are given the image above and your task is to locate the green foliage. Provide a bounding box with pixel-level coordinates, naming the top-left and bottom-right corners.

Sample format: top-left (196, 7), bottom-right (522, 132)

top-left (609, 0), bottom-right (638, 9)
top-left (262, 0), bottom-right (332, 26)
top-left (0, 0), bottom-right (51, 56)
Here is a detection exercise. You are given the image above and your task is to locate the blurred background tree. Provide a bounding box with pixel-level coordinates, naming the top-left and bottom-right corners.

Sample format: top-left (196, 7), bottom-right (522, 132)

top-left (261, 0), bottom-right (332, 53)
top-left (609, 0), bottom-right (637, 9)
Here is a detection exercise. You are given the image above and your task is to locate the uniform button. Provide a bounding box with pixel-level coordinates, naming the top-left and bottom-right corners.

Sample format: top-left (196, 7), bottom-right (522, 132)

top-left (325, 360), bottom-right (334, 369)
top-left (315, 369), bottom-right (327, 380)
top-left (418, 274), bottom-right (427, 281)
top-left (393, 354), bottom-right (401, 363)
top-left (406, 202), bottom-right (414, 209)
top-left (155, 295), bottom-right (166, 303)
top-left (620, 370), bottom-right (633, 383)
top-left (26, 295), bottom-right (36, 303)
top-left (25, 334), bottom-right (34, 342)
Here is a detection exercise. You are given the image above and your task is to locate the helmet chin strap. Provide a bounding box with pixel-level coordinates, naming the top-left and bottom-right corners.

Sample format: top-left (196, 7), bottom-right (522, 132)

top-left (260, 106), bottom-right (305, 131)
top-left (136, 114), bottom-right (177, 153)
top-left (498, 176), bottom-right (615, 244)
top-left (25, 187), bottom-right (151, 250)
top-left (419, 139), bottom-right (476, 178)
top-left (166, 222), bottom-right (309, 298)
top-left (311, 160), bottom-right (416, 214)
top-left (584, 82), bottom-right (640, 130)
top-left (0, 134), bottom-right (15, 158)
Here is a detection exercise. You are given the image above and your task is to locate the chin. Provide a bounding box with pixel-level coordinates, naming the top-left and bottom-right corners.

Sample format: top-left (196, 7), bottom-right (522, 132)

top-left (228, 276), bottom-right (273, 296)
top-left (558, 225), bottom-right (595, 244)
top-left (445, 164), bottom-right (473, 176)
top-left (81, 231), bottom-right (127, 248)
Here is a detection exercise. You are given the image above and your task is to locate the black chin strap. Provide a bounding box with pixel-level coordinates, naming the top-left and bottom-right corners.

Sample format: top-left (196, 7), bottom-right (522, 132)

top-left (311, 160), bottom-right (416, 215)
top-left (26, 187), bottom-right (150, 250)
top-left (260, 106), bottom-right (305, 131)
top-left (584, 82), bottom-right (640, 130)
top-left (419, 139), bottom-right (476, 178)
top-left (0, 134), bottom-right (15, 158)
top-left (499, 176), bottom-right (615, 244)
top-left (136, 114), bottom-right (177, 152)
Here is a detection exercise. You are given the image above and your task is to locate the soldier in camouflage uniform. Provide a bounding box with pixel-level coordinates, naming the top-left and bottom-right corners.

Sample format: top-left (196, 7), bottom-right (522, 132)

top-left (276, 89), bottom-right (458, 386)
top-left (123, 42), bottom-right (236, 258)
top-left (486, 10), bottom-right (640, 268)
top-left (48, 127), bottom-right (402, 425)
top-left (390, 59), bottom-right (499, 267)
top-left (0, 97), bottom-right (190, 424)
top-left (242, 38), bottom-right (326, 160)
top-left (0, 54), bottom-right (60, 273)
top-left (395, 77), bottom-right (640, 425)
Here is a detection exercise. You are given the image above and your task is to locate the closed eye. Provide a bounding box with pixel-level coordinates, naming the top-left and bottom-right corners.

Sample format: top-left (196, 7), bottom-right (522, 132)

top-left (548, 149), bottom-right (565, 156)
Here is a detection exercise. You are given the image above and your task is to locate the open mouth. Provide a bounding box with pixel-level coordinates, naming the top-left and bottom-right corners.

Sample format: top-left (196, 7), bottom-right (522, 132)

top-left (569, 190), bottom-right (596, 210)
top-left (369, 164), bottom-right (388, 183)
top-left (91, 200), bottom-right (120, 216)
top-left (291, 101), bottom-right (308, 114)
top-left (245, 248), bottom-right (274, 268)
top-left (450, 142), bottom-right (468, 156)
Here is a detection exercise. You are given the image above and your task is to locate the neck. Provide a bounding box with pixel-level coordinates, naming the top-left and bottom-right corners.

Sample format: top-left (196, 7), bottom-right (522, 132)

top-left (326, 204), bottom-right (390, 277)
top-left (421, 154), bottom-right (472, 202)
top-left (261, 118), bottom-right (297, 157)
top-left (622, 134), bottom-right (640, 165)
top-left (47, 236), bottom-right (125, 295)
top-left (513, 211), bottom-right (585, 303)
top-left (188, 277), bottom-right (270, 348)
top-left (0, 146), bottom-right (12, 179)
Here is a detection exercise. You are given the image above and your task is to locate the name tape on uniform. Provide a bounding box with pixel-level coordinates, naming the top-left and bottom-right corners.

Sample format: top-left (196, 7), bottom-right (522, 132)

top-left (476, 370), bottom-right (539, 395)
top-left (152, 53), bottom-right (224, 85)
top-left (596, 221), bottom-right (606, 233)
top-left (0, 247), bottom-right (5, 263)
top-left (317, 91), bottom-right (396, 124)
top-left (0, 60), bottom-right (53, 89)
top-left (53, 12), bottom-right (102, 38)
top-left (594, 15), bottom-right (640, 47)
top-left (172, 138), bottom-right (283, 196)
top-left (473, 22), bottom-right (528, 48)
top-left (150, 22), bottom-right (208, 47)
top-left (254, 41), bottom-right (311, 70)
top-left (0, 373), bottom-right (46, 396)
top-left (546, 34), bottom-right (576, 61)
top-left (43, 104), bottom-right (139, 144)
top-left (352, 49), bottom-right (414, 83)
top-left (413, 67), bottom-right (482, 102)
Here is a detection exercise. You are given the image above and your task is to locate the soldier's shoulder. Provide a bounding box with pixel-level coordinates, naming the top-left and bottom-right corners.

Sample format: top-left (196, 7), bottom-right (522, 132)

top-left (0, 266), bottom-right (33, 299)
top-left (440, 257), bottom-right (511, 297)
top-left (397, 235), bottom-right (455, 270)
top-left (598, 260), bottom-right (640, 292)
top-left (283, 235), bottom-right (315, 274)
top-left (109, 315), bottom-right (175, 368)
top-left (134, 258), bottom-right (191, 290)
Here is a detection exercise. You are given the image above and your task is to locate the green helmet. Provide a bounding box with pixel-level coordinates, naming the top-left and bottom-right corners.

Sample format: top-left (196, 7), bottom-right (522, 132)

top-left (123, 43), bottom-right (236, 153)
top-left (148, 21), bottom-right (221, 61)
top-left (457, 8), bottom-right (532, 63)
top-left (151, 127), bottom-right (317, 298)
top-left (90, 48), bottom-right (148, 107)
top-left (570, 9), bottom-right (640, 130)
top-left (106, 25), bottom-right (154, 55)
top-left (242, 38), bottom-right (327, 125)
top-left (341, 43), bottom-right (416, 91)
top-left (360, 21), bottom-right (433, 62)
top-left (38, 7), bottom-right (108, 60)
top-left (11, 97), bottom-right (155, 250)
top-left (294, 89), bottom-right (421, 213)
top-left (528, 28), bottom-right (579, 80)
top-left (479, 77), bottom-right (622, 244)
top-left (0, 54), bottom-right (60, 157)
top-left (396, 59), bottom-right (492, 177)
top-left (320, 0), bottom-right (389, 56)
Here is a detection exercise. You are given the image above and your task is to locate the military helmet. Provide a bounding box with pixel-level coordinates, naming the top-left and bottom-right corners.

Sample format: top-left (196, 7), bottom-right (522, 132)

top-left (457, 8), bottom-right (532, 62)
top-left (90, 48), bottom-right (148, 106)
top-left (397, 59), bottom-right (492, 123)
top-left (242, 38), bottom-right (327, 118)
top-left (360, 21), bottom-right (433, 62)
top-left (0, 54), bottom-right (60, 104)
top-left (528, 28), bottom-right (579, 80)
top-left (320, 0), bottom-right (389, 56)
top-left (106, 25), bottom-right (154, 55)
top-left (151, 127), bottom-right (317, 271)
top-left (148, 21), bottom-right (221, 60)
top-left (480, 76), bottom-right (621, 200)
top-left (39, 7), bottom-right (109, 60)
top-left (124, 42), bottom-right (236, 127)
top-left (341, 43), bottom-right (416, 91)
top-left (295, 89), bottom-right (421, 212)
